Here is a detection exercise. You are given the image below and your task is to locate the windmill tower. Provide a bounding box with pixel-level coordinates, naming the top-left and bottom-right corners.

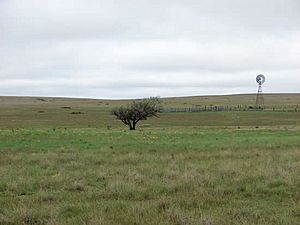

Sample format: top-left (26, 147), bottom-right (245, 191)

top-left (255, 74), bottom-right (266, 109)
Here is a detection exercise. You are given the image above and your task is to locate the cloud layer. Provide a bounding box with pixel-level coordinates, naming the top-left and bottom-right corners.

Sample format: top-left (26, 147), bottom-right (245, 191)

top-left (1, 0), bottom-right (299, 98)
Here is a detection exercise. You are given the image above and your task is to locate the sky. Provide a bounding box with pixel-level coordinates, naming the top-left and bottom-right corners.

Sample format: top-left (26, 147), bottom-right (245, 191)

top-left (0, 0), bottom-right (299, 99)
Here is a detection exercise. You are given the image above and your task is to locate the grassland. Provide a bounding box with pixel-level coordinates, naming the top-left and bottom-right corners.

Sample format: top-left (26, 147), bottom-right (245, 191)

top-left (0, 94), bottom-right (300, 225)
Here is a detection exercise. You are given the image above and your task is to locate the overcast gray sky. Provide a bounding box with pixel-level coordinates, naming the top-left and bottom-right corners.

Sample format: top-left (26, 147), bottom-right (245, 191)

top-left (1, 0), bottom-right (299, 99)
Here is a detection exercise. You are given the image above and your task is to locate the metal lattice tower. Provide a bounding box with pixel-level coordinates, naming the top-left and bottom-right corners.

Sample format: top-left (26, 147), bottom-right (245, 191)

top-left (255, 74), bottom-right (266, 109)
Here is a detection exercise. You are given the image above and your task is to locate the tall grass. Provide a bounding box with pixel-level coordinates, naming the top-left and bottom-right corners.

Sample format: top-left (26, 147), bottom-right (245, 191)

top-left (0, 128), bottom-right (299, 225)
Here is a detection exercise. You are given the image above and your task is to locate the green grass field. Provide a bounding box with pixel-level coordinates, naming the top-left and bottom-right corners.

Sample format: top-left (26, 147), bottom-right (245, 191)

top-left (0, 94), bottom-right (300, 225)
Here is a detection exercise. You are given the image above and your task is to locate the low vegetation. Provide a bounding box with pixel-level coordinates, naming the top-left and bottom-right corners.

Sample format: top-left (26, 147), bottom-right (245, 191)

top-left (0, 94), bottom-right (299, 225)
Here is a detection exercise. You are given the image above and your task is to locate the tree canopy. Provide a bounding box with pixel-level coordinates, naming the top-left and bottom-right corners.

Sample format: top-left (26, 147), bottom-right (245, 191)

top-left (112, 97), bottom-right (162, 130)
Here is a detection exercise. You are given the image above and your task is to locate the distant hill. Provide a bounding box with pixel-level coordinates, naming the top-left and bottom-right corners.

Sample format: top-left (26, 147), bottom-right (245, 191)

top-left (0, 93), bottom-right (299, 128)
top-left (0, 93), bottom-right (299, 108)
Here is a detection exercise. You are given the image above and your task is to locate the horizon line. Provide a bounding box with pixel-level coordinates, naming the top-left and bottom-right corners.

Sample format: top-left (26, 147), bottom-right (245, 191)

top-left (0, 92), bottom-right (299, 101)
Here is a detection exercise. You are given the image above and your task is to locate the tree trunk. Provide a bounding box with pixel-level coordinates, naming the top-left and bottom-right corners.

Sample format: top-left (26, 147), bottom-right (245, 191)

top-left (129, 122), bottom-right (135, 130)
top-left (129, 121), bottom-right (136, 130)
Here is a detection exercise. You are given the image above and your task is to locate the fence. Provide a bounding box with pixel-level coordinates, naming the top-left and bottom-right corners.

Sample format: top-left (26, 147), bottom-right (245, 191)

top-left (162, 105), bottom-right (299, 113)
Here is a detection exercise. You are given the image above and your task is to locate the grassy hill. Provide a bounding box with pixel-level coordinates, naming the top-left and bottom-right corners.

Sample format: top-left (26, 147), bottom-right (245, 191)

top-left (0, 93), bottom-right (299, 129)
top-left (0, 94), bottom-right (300, 225)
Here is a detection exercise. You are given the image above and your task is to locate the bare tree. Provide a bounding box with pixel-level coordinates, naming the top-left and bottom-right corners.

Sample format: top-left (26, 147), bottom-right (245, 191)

top-left (112, 97), bottom-right (162, 130)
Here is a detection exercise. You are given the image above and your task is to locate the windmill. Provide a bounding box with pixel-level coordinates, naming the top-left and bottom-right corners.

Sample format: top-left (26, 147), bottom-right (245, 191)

top-left (255, 74), bottom-right (266, 109)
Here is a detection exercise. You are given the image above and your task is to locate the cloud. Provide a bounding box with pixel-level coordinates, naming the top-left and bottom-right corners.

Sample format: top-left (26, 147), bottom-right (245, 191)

top-left (0, 0), bottom-right (299, 98)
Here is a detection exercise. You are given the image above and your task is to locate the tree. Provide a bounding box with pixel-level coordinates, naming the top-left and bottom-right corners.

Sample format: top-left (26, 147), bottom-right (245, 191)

top-left (112, 97), bottom-right (162, 130)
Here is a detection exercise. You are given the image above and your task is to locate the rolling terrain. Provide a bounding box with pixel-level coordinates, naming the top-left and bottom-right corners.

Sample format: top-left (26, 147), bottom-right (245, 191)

top-left (0, 94), bottom-right (300, 225)
top-left (0, 93), bottom-right (299, 129)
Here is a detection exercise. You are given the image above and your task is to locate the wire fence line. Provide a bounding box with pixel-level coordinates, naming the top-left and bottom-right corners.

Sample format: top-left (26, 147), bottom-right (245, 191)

top-left (162, 105), bottom-right (299, 113)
